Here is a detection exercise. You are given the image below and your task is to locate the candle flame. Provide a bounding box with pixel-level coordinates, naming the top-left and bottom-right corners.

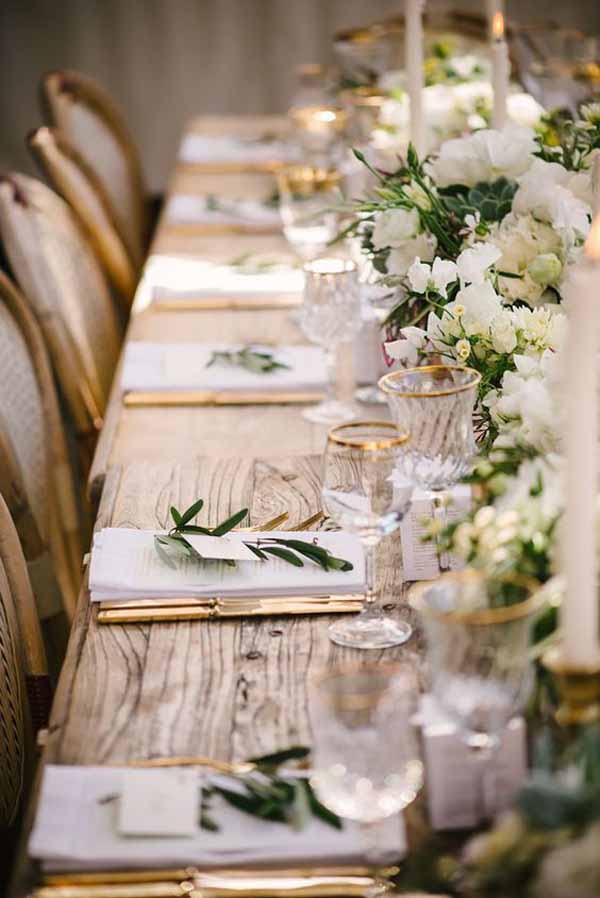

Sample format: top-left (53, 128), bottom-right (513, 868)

top-left (314, 109), bottom-right (337, 123)
top-left (492, 12), bottom-right (505, 41)
top-left (585, 214), bottom-right (600, 261)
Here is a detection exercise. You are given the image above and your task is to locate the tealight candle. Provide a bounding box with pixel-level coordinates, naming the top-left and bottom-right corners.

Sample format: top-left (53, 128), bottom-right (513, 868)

top-left (491, 12), bottom-right (509, 130)
top-left (563, 215), bottom-right (600, 667)
top-left (405, 0), bottom-right (426, 156)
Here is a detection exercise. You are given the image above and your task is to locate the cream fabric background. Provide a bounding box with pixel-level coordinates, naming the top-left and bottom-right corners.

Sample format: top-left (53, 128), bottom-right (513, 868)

top-left (0, 0), bottom-right (599, 191)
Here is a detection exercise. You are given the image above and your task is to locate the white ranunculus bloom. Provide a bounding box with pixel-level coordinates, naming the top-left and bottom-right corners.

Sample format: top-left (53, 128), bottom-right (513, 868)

top-left (493, 213), bottom-right (564, 304)
top-left (430, 126), bottom-right (537, 187)
top-left (371, 208), bottom-right (420, 250)
top-left (386, 233), bottom-right (437, 276)
top-left (514, 159), bottom-right (591, 242)
top-left (456, 242), bottom-right (502, 284)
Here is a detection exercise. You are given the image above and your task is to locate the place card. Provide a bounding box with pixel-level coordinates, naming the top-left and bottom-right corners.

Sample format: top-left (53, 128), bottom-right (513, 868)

top-left (118, 769), bottom-right (198, 838)
top-left (400, 485), bottom-right (472, 581)
top-left (184, 534), bottom-right (261, 562)
top-left (418, 696), bottom-right (527, 830)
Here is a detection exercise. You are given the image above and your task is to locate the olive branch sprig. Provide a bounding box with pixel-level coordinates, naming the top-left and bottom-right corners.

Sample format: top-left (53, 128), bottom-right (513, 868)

top-left (154, 499), bottom-right (353, 572)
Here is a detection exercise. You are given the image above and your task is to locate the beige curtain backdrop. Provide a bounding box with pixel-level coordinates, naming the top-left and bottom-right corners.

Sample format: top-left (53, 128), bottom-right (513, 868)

top-left (1, 0), bottom-right (599, 192)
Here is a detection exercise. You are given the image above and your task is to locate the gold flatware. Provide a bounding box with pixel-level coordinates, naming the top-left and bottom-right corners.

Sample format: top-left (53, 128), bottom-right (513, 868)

top-left (151, 295), bottom-right (300, 312)
top-left (164, 223), bottom-right (281, 237)
top-left (285, 511), bottom-right (325, 532)
top-left (123, 755), bottom-right (255, 774)
top-left (239, 511), bottom-right (289, 532)
top-left (43, 867), bottom-right (375, 886)
top-left (97, 596), bottom-right (363, 624)
top-left (178, 161), bottom-right (285, 174)
top-left (37, 869), bottom-right (381, 898)
top-left (123, 390), bottom-right (323, 408)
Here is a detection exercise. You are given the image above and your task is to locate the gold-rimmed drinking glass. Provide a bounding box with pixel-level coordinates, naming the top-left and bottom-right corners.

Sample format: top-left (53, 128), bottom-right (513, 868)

top-left (300, 257), bottom-right (362, 424)
top-left (310, 663), bottom-right (423, 894)
top-left (339, 87), bottom-right (387, 145)
top-left (277, 165), bottom-right (342, 261)
top-left (321, 421), bottom-right (414, 648)
top-left (379, 365), bottom-right (481, 491)
top-left (414, 569), bottom-right (543, 821)
top-left (288, 105), bottom-right (348, 166)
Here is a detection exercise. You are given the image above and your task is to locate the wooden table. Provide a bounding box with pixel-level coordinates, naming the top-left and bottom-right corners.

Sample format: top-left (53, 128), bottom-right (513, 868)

top-left (13, 117), bottom-right (420, 896)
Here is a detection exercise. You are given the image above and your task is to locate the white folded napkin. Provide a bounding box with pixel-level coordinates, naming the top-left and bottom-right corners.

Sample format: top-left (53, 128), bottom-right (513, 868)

top-left (89, 529), bottom-right (366, 602)
top-left (150, 257), bottom-right (304, 303)
top-left (29, 765), bottom-right (405, 872)
top-left (179, 133), bottom-right (293, 165)
top-left (120, 343), bottom-right (328, 394)
top-left (166, 194), bottom-right (281, 229)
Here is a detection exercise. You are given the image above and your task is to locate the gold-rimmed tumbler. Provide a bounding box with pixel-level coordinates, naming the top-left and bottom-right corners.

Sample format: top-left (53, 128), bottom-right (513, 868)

top-left (321, 421), bottom-right (414, 648)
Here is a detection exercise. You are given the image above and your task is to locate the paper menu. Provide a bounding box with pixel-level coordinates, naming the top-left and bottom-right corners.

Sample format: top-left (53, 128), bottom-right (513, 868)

top-left (148, 256), bottom-right (304, 302)
top-left (89, 528), bottom-right (366, 602)
top-left (29, 766), bottom-right (406, 872)
top-left (418, 696), bottom-right (527, 830)
top-left (118, 769), bottom-right (198, 837)
top-left (120, 343), bottom-right (329, 393)
top-left (179, 134), bottom-right (293, 165)
top-left (166, 194), bottom-right (281, 228)
top-left (400, 485), bottom-right (472, 581)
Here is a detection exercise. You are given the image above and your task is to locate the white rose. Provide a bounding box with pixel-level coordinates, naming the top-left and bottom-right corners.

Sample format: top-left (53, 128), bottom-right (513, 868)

top-left (371, 208), bottom-right (420, 250)
top-left (430, 126), bottom-right (537, 187)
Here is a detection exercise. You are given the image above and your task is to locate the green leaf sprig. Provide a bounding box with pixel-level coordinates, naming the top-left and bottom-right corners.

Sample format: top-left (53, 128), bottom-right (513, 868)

top-left (202, 746), bottom-right (341, 832)
top-left (154, 500), bottom-right (353, 572)
top-left (206, 346), bottom-right (291, 375)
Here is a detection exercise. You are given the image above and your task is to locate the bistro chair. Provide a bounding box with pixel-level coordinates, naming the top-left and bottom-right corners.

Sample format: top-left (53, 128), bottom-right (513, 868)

top-left (0, 536), bottom-right (34, 829)
top-left (0, 270), bottom-right (83, 671)
top-left (0, 173), bottom-right (122, 471)
top-left (40, 69), bottom-right (147, 265)
top-left (0, 491), bottom-right (51, 736)
top-left (29, 126), bottom-right (139, 311)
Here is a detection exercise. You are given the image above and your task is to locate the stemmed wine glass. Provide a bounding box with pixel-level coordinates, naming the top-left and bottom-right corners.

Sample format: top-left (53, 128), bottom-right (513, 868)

top-left (414, 569), bottom-right (542, 821)
top-left (310, 663), bottom-right (423, 893)
top-left (277, 165), bottom-right (341, 260)
top-left (321, 421), bottom-right (414, 648)
top-left (379, 365), bottom-right (481, 571)
top-left (300, 257), bottom-right (362, 424)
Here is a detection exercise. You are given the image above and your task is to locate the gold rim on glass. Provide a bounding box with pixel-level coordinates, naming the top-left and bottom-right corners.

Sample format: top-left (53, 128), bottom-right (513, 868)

top-left (289, 106), bottom-right (348, 131)
top-left (327, 420), bottom-right (410, 450)
top-left (378, 365), bottom-right (482, 399)
top-left (276, 165), bottom-right (341, 195)
top-left (411, 569), bottom-right (544, 626)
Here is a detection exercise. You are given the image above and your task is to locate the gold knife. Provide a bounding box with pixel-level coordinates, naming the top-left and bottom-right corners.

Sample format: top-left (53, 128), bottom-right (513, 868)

top-left (151, 295), bottom-right (300, 312)
top-left (97, 599), bottom-right (362, 624)
top-left (123, 390), bottom-right (323, 407)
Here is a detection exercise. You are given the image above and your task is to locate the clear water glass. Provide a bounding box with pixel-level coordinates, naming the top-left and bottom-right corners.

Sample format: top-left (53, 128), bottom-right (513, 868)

top-left (300, 257), bottom-right (362, 424)
top-left (310, 664), bottom-right (423, 886)
top-left (288, 106), bottom-right (348, 168)
top-left (322, 421), bottom-right (414, 649)
top-left (414, 570), bottom-right (541, 821)
top-left (379, 365), bottom-right (481, 492)
top-left (277, 166), bottom-right (341, 260)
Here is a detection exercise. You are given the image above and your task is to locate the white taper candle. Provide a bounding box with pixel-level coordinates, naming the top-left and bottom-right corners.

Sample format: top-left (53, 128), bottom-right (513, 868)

top-left (563, 215), bottom-right (600, 667)
top-left (405, 0), bottom-right (426, 156)
top-left (491, 12), bottom-right (509, 130)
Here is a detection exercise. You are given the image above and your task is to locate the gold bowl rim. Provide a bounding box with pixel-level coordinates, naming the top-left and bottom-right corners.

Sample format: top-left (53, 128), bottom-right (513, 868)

top-left (378, 364), bottom-right (482, 399)
top-left (411, 569), bottom-right (544, 626)
top-left (327, 419), bottom-right (410, 450)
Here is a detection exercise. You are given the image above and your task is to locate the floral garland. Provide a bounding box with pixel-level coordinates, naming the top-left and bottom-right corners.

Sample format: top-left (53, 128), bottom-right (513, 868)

top-left (347, 106), bottom-right (600, 581)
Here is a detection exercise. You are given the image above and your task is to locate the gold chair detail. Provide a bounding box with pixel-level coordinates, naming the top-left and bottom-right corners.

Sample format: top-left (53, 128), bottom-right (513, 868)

top-left (40, 69), bottom-right (147, 266)
top-left (0, 173), bottom-right (123, 470)
top-left (29, 126), bottom-right (138, 311)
